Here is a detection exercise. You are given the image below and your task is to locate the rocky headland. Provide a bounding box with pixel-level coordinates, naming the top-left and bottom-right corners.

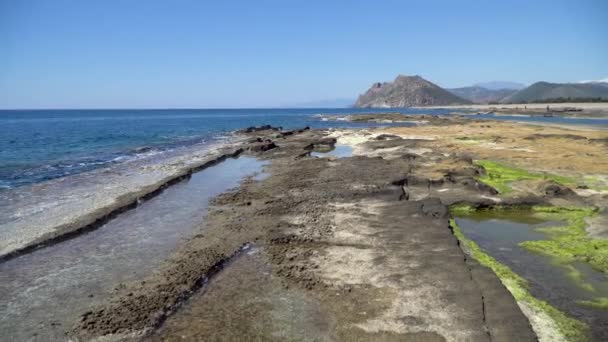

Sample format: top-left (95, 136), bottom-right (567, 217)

top-left (354, 75), bottom-right (471, 108)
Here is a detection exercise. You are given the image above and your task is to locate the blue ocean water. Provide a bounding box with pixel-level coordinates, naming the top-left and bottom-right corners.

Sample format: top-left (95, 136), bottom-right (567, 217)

top-left (1, 108), bottom-right (606, 189)
top-left (0, 108), bottom-right (429, 188)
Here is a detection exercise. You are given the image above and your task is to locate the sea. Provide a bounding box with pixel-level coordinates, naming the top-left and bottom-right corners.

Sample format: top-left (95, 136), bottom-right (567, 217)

top-left (1, 108), bottom-right (607, 189)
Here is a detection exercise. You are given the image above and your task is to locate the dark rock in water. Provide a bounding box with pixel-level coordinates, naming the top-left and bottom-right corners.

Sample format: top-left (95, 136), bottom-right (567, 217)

top-left (133, 146), bottom-right (152, 153)
top-left (238, 125), bottom-right (282, 134)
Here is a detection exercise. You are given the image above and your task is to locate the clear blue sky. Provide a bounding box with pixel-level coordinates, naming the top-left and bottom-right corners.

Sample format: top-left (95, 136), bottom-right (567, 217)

top-left (1, 0), bottom-right (606, 108)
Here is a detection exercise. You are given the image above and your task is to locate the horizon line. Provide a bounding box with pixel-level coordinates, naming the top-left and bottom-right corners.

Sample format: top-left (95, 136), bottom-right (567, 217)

top-left (0, 106), bottom-right (358, 111)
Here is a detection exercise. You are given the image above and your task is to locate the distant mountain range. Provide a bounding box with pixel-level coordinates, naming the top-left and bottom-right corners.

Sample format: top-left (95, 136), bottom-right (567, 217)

top-left (473, 81), bottom-right (526, 90)
top-left (500, 81), bottom-right (608, 103)
top-left (353, 75), bottom-right (608, 107)
top-left (447, 86), bottom-right (517, 104)
top-left (354, 75), bottom-right (471, 108)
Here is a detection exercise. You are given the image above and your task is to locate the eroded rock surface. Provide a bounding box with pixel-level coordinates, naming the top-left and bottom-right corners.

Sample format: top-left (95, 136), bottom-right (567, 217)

top-left (72, 125), bottom-right (537, 341)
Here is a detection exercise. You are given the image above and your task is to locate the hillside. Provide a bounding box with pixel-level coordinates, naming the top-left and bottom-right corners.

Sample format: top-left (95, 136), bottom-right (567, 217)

top-left (501, 81), bottom-right (608, 103)
top-left (354, 75), bottom-right (471, 108)
top-left (474, 81), bottom-right (526, 90)
top-left (448, 86), bottom-right (517, 104)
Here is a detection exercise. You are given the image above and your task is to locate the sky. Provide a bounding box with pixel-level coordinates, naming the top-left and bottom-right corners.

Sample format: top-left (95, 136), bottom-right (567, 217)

top-left (0, 0), bottom-right (606, 109)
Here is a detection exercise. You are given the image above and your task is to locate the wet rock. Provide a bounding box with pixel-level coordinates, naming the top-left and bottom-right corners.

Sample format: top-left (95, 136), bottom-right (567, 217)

top-left (303, 138), bottom-right (337, 151)
top-left (238, 125), bottom-right (282, 133)
top-left (375, 134), bottom-right (402, 140)
top-left (458, 176), bottom-right (499, 195)
top-left (540, 181), bottom-right (576, 198)
top-left (277, 126), bottom-right (311, 138)
top-left (68, 125), bottom-right (540, 341)
top-left (249, 141), bottom-right (278, 152)
top-left (133, 146), bottom-right (152, 153)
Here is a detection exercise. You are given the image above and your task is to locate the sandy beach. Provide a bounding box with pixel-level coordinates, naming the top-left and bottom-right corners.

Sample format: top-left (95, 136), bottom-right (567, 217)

top-left (419, 102), bottom-right (608, 120)
top-left (422, 103), bottom-right (608, 111)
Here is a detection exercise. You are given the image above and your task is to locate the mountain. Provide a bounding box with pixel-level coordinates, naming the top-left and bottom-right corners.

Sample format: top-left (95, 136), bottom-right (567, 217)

top-left (474, 81), bottom-right (526, 90)
top-left (500, 81), bottom-right (608, 103)
top-left (447, 86), bottom-right (517, 104)
top-left (580, 81), bottom-right (608, 88)
top-left (579, 77), bottom-right (608, 84)
top-left (354, 75), bottom-right (471, 108)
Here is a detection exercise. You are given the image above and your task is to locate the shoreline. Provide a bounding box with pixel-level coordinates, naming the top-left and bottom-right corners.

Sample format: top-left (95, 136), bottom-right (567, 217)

top-left (72, 124), bottom-right (536, 341)
top-left (0, 138), bottom-right (247, 261)
top-left (416, 102), bottom-right (608, 120)
top-left (418, 102), bottom-right (608, 110)
top-left (2, 116), bottom-right (607, 341)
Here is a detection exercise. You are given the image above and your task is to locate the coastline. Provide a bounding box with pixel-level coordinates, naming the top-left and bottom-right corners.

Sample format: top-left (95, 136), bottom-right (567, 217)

top-left (2, 117), bottom-right (607, 341)
top-left (416, 102), bottom-right (608, 120)
top-left (0, 138), bottom-right (246, 261)
top-left (70, 124), bottom-right (535, 341)
top-left (418, 102), bottom-right (608, 111)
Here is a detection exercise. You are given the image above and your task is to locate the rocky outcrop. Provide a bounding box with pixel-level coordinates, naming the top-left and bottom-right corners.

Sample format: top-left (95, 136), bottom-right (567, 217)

top-left (354, 75), bottom-right (471, 108)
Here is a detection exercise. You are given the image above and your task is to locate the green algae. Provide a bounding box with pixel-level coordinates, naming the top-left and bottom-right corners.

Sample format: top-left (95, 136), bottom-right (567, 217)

top-left (519, 207), bottom-right (606, 275)
top-left (452, 205), bottom-right (604, 274)
top-left (582, 176), bottom-right (608, 191)
top-left (474, 160), bottom-right (576, 194)
top-left (561, 263), bottom-right (596, 293)
top-left (449, 217), bottom-right (589, 341)
top-left (449, 203), bottom-right (478, 215)
top-left (578, 297), bottom-right (608, 310)
top-left (451, 204), bottom-right (550, 224)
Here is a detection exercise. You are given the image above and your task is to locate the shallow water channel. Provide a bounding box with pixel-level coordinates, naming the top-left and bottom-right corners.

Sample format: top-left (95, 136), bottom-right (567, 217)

top-left (454, 210), bottom-right (608, 341)
top-left (150, 245), bottom-right (330, 341)
top-left (311, 144), bottom-right (353, 158)
top-left (0, 156), bottom-right (267, 341)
